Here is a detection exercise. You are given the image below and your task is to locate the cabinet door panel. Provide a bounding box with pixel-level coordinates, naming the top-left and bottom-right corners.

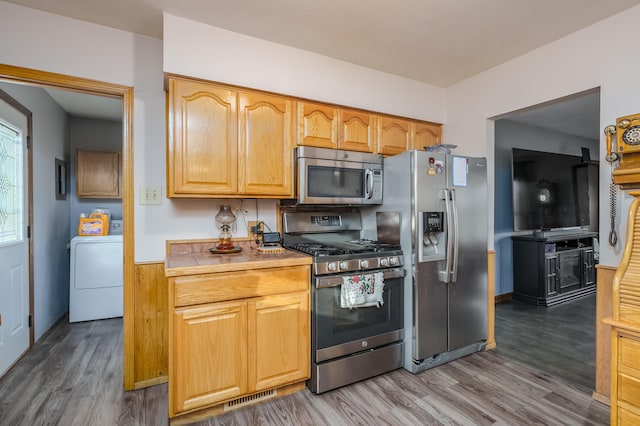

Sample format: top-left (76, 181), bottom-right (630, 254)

top-left (238, 92), bottom-right (294, 196)
top-left (582, 248), bottom-right (595, 287)
top-left (76, 150), bottom-right (121, 198)
top-left (545, 255), bottom-right (559, 297)
top-left (171, 301), bottom-right (247, 414)
top-left (340, 110), bottom-right (375, 152)
top-left (378, 116), bottom-right (410, 156)
top-left (248, 291), bottom-right (310, 392)
top-left (412, 122), bottom-right (441, 150)
top-left (298, 102), bottom-right (338, 149)
top-left (168, 78), bottom-right (237, 196)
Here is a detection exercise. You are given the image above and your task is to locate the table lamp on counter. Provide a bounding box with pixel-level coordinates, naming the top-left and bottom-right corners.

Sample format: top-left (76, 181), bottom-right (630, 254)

top-left (215, 205), bottom-right (236, 251)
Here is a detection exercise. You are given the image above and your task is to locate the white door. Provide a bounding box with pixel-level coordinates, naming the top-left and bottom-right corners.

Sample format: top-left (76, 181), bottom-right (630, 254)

top-left (0, 95), bottom-right (30, 377)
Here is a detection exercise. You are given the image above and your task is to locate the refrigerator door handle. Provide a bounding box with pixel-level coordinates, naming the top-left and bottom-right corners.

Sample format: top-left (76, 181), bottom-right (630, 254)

top-left (443, 189), bottom-right (453, 283)
top-left (451, 188), bottom-right (459, 283)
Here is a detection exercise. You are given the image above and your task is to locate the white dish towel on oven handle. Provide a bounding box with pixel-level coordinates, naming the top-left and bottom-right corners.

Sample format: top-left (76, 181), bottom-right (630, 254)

top-left (340, 271), bottom-right (385, 308)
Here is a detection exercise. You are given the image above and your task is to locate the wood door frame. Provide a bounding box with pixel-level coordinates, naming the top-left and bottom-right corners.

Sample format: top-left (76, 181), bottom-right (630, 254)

top-left (0, 64), bottom-right (136, 390)
top-left (0, 87), bottom-right (33, 349)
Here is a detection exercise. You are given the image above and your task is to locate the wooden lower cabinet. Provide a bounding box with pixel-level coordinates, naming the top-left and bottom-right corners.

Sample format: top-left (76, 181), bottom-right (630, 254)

top-left (250, 292), bottom-right (310, 391)
top-left (168, 267), bottom-right (310, 419)
top-left (172, 301), bottom-right (248, 414)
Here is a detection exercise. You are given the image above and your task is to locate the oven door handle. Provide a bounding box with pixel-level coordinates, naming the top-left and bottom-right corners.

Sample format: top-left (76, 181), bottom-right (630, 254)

top-left (315, 268), bottom-right (406, 289)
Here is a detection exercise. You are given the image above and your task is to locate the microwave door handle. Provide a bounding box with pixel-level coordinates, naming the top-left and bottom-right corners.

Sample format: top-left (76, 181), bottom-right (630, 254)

top-left (365, 169), bottom-right (374, 199)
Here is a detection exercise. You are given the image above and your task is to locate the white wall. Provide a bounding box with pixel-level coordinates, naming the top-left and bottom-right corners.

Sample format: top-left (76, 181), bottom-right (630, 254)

top-left (0, 82), bottom-right (70, 340)
top-left (446, 5), bottom-right (640, 267)
top-left (0, 1), bottom-right (165, 264)
top-left (163, 14), bottom-right (445, 123)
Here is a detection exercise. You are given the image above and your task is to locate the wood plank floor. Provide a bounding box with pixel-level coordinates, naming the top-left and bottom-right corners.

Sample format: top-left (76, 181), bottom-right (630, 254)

top-left (0, 311), bottom-right (608, 425)
top-left (494, 293), bottom-right (596, 392)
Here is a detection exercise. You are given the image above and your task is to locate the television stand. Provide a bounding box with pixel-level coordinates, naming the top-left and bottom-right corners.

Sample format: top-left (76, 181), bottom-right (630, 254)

top-left (512, 232), bottom-right (597, 306)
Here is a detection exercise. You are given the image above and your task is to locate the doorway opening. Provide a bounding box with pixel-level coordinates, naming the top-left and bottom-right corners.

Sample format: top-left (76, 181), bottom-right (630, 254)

top-left (491, 88), bottom-right (601, 392)
top-left (0, 64), bottom-right (134, 389)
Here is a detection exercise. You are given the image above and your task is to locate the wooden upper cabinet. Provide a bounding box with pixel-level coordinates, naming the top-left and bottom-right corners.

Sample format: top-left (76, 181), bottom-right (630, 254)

top-left (297, 101), bottom-right (338, 149)
top-left (167, 75), bottom-right (442, 196)
top-left (76, 149), bottom-right (121, 198)
top-left (167, 76), bottom-right (295, 198)
top-left (238, 91), bottom-right (295, 197)
top-left (377, 116), bottom-right (411, 156)
top-left (340, 110), bottom-right (376, 153)
top-left (167, 77), bottom-right (237, 196)
top-left (412, 122), bottom-right (442, 150)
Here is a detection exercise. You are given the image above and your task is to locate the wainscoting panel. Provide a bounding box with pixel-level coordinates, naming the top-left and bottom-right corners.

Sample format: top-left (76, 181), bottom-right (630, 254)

top-left (594, 264), bottom-right (615, 404)
top-left (133, 262), bottom-right (168, 388)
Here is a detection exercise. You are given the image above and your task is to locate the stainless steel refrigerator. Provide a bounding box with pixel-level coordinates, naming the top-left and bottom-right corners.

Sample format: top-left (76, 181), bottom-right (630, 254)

top-left (367, 149), bottom-right (488, 373)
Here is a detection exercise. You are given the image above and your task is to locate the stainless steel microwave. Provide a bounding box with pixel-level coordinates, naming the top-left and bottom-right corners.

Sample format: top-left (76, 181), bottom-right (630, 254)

top-left (296, 146), bottom-right (383, 205)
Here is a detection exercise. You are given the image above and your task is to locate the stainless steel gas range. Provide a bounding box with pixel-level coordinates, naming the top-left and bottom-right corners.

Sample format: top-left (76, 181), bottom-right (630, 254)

top-left (282, 211), bottom-right (405, 394)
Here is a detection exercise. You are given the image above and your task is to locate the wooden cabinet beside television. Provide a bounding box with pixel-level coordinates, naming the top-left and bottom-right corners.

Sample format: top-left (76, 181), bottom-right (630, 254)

top-left (512, 233), bottom-right (597, 306)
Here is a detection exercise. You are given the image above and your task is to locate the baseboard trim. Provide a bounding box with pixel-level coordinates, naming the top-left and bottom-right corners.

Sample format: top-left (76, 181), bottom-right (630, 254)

top-left (134, 375), bottom-right (167, 390)
top-left (495, 293), bottom-right (512, 304)
top-left (592, 390), bottom-right (610, 406)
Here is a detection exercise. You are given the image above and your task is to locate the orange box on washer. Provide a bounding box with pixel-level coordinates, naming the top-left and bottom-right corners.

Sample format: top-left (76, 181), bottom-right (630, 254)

top-left (78, 213), bottom-right (109, 236)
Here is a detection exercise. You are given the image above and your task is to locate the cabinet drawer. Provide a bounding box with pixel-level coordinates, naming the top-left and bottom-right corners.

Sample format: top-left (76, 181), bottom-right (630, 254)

top-left (619, 372), bottom-right (640, 407)
top-left (172, 266), bottom-right (310, 307)
top-left (620, 336), bottom-right (640, 374)
top-left (619, 406), bottom-right (640, 424)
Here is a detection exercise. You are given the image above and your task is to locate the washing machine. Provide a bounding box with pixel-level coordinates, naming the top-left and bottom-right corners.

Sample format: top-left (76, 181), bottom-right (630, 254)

top-left (69, 235), bottom-right (123, 322)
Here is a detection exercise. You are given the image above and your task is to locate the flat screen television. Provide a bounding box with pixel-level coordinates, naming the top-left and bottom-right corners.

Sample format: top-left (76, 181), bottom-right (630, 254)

top-left (511, 148), bottom-right (591, 232)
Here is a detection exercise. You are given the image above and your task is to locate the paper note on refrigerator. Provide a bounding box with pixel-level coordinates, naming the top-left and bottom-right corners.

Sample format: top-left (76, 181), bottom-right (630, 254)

top-left (452, 157), bottom-right (467, 186)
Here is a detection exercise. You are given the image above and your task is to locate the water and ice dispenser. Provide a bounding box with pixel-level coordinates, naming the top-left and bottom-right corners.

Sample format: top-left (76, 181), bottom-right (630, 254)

top-left (419, 211), bottom-right (446, 262)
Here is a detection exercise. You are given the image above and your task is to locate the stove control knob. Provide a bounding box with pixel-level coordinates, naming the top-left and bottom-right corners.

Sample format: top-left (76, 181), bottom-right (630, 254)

top-left (389, 257), bottom-right (399, 266)
top-left (339, 261), bottom-right (348, 270)
top-left (360, 259), bottom-right (369, 269)
top-left (380, 258), bottom-right (389, 267)
top-left (327, 262), bottom-right (336, 271)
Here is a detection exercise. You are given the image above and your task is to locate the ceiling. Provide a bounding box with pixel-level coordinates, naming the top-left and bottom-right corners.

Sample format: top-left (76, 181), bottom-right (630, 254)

top-left (6, 0), bottom-right (621, 137)
top-left (44, 88), bottom-right (122, 122)
top-left (502, 91), bottom-right (601, 140)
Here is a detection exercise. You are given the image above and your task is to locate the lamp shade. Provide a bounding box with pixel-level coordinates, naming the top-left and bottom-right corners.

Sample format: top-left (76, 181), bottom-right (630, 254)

top-left (215, 205), bottom-right (236, 225)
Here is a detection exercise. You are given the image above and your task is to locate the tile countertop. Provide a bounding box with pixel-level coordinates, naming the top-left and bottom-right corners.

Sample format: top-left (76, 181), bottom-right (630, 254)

top-left (164, 239), bottom-right (312, 277)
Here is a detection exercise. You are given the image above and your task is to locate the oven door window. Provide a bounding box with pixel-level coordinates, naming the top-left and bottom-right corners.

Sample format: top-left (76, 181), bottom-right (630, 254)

top-left (314, 277), bottom-right (403, 350)
top-left (307, 166), bottom-right (364, 198)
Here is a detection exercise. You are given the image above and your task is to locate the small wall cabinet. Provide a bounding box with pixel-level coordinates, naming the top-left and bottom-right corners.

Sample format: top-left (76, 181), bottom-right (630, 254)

top-left (75, 149), bottom-right (121, 198)
top-left (512, 232), bottom-right (597, 306)
top-left (376, 117), bottom-right (442, 156)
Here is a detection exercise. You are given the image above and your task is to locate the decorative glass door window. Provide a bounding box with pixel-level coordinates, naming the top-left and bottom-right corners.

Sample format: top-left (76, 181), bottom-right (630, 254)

top-left (0, 120), bottom-right (23, 245)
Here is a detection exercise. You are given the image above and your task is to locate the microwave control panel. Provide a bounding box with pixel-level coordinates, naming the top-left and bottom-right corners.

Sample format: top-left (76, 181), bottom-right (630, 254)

top-left (372, 170), bottom-right (382, 200)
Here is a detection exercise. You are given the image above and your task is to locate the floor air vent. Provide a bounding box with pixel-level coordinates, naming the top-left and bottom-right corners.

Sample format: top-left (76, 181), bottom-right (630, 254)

top-left (223, 389), bottom-right (277, 412)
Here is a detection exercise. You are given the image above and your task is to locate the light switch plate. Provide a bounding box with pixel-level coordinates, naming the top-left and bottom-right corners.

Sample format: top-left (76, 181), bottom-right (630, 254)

top-left (140, 185), bottom-right (162, 205)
